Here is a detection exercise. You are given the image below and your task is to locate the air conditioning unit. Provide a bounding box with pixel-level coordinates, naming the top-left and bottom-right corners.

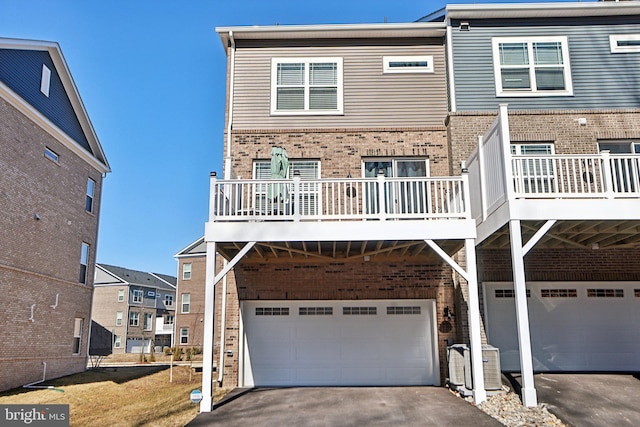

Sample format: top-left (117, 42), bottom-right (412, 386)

top-left (464, 344), bottom-right (502, 391)
top-left (447, 344), bottom-right (467, 387)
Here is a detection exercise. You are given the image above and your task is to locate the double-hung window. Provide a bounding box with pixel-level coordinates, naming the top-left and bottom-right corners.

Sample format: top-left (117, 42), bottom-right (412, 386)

top-left (181, 293), bottom-right (191, 314)
top-left (180, 327), bottom-right (189, 345)
top-left (492, 36), bottom-right (572, 96)
top-left (86, 178), bottom-right (95, 213)
top-left (129, 311), bottom-right (139, 327)
top-left (72, 318), bottom-right (83, 354)
top-left (132, 289), bottom-right (143, 304)
top-left (164, 294), bottom-right (174, 307)
top-left (271, 57), bottom-right (343, 115)
top-left (79, 243), bottom-right (89, 284)
top-left (182, 263), bottom-right (192, 280)
top-left (116, 311), bottom-right (123, 326)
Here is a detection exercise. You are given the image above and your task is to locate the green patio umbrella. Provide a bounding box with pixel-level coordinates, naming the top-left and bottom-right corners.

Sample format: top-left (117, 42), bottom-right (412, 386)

top-left (269, 146), bottom-right (289, 202)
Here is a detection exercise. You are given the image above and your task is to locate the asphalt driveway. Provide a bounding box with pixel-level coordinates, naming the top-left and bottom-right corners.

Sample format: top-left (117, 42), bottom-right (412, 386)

top-left (534, 373), bottom-right (640, 427)
top-left (187, 387), bottom-right (502, 427)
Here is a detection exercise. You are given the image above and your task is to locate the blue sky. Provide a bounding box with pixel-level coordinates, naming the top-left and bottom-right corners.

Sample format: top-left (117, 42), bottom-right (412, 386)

top-left (0, 0), bottom-right (579, 275)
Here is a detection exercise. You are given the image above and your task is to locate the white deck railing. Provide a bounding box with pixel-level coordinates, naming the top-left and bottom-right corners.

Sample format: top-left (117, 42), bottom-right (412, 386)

top-left (208, 173), bottom-right (470, 222)
top-left (466, 104), bottom-right (640, 222)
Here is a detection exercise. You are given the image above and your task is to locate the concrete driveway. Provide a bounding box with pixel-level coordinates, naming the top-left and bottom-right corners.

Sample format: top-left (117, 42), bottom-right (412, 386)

top-left (187, 387), bottom-right (502, 427)
top-left (534, 373), bottom-right (640, 427)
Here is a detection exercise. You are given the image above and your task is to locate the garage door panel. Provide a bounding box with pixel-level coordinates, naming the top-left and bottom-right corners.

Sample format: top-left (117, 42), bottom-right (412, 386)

top-left (243, 299), bottom-right (436, 386)
top-left (485, 282), bottom-right (640, 372)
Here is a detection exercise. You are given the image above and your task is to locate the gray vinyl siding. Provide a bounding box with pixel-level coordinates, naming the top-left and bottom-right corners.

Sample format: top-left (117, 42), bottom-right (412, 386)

top-left (451, 18), bottom-right (640, 111)
top-left (0, 49), bottom-right (92, 152)
top-left (231, 39), bottom-right (447, 129)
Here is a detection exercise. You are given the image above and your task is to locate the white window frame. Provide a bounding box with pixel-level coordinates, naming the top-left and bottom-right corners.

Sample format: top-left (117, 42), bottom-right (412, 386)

top-left (132, 289), bottom-right (143, 304)
top-left (166, 314), bottom-right (174, 325)
top-left (44, 147), bottom-right (59, 163)
top-left (79, 243), bottom-right (89, 284)
top-left (383, 55), bottom-right (434, 74)
top-left (610, 34), bottom-right (640, 53)
top-left (116, 311), bottom-right (123, 326)
top-left (117, 289), bottom-right (125, 302)
top-left (182, 263), bottom-right (192, 280)
top-left (492, 36), bottom-right (573, 97)
top-left (129, 311), bottom-right (139, 327)
top-left (85, 178), bottom-right (95, 213)
top-left (72, 318), bottom-right (83, 355)
top-left (270, 57), bottom-right (343, 115)
top-left (114, 335), bottom-right (121, 348)
top-left (181, 293), bottom-right (191, 314)
top-left (40, 64), bottom-right (51, 97)
top-left (180, 327), bottom-right (189, 345)
top-left (143, 313), bottom-right (153, 331)
top-left (164, 294), bottom-right (174, 307)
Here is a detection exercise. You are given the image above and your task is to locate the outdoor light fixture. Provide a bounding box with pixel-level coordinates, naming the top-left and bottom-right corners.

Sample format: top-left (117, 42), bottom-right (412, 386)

top-left (444, 306), bottom-right (454, 321)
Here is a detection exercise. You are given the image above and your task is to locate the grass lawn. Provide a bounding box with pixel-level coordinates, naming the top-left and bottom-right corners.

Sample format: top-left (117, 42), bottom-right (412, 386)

top-left (0, 365), bottom-right (230, 426)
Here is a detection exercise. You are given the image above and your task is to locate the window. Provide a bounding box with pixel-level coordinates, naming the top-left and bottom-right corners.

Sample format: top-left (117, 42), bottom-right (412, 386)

top-left (164, 294), bottom-right (174, 307)
top-left (598, 141), bottom-right (640, 193)
top-left (253, 160), bottom-right (321, 215)
top-left (181, 294), bottom-right (190, 313)
top-left (79, 243), bottom-right (89, 284)
top-left (114, 335), bottom-right (121, 348)
top-left (363, 158), bottom-right (430, 214)
top-left (492, 36), bottom-right (572, 96)
top-left (255, 307), bottom-right (289, 316)
top-left (610, 34), bottom-right (640, 53)
top-left (44, 147), bottom-right (59, 162)
top-left (182, 263), bottom-right (192, 280)
top-left (85, 178), bottom-right (95, 213)
top-left (343, 307), bottom-right (377, 315)
top-left (299, 307), bottom-right (332, 316)
top-left (166, 314), bottom-right (174, 325)
top-left (383, 56), bottom-right (434, 73)
top-left (495, 289), bottom-right (531, 298)
top-left (129, 312), bottom-right (139, 326)
top-left (40, 64), bottom-right (51, 97)
top-left (541, 289), bottom-right (577, 298)
top-left (115, 311), bottom-right (123, 326)
top-left (132, 289), bottom-right (143, 304)
top-left (587, 289), bottom-right (624, 298)
top-left (72, 318), bottom-right (83, 354)
top-left (144, 313), bottom-right (153, 331)
top-left (271, 57), bottom-right (343, 115)
top-left (180, 327), bottom-right (189, 345)
top-left (511, 143), bottom-right (556, 193)
top-left (117, 289), bottom-right (125, 302)
top-left (387, 306), bottom-right (421, 315)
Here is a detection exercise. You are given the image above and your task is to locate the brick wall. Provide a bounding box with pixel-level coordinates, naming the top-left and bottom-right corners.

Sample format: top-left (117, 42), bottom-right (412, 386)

top-left (0, 97), bottom-right (101, 391)
top-left (91, 286), bottom-right (128, 354)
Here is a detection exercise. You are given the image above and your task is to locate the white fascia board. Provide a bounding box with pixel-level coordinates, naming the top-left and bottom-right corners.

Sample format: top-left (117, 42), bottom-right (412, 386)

top-left (173, 236), bottom-right (206, 258)
top-left (95, 264), bottom-right (130, 286)
top-left (445, 2), bottom-right (640, 19)
top-left (0, 38), bottom-right (110, 173)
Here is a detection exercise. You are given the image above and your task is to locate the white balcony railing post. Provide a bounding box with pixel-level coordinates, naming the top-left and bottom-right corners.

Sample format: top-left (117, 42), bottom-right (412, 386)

top-left (377, 170), bottom-right (387, 221)
top-left (293, 170), bottom-right (301, 222)
top-left (601, 150), bottom-right (615, 199)
top-left (461, 165), bottom-right (472, 220)
top-left (209, 172), bottom-right (218, 222)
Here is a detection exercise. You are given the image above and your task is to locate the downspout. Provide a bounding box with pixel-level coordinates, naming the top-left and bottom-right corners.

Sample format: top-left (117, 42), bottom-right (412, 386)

top-left (23, 362), bottom-right (63, 392)
top-left (445, 16), bottom-right (456, 113)
top-left (217, 30), bottom-right (235, 386)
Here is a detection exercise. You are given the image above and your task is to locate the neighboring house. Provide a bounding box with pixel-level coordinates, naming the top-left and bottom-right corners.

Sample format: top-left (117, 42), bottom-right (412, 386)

top-left (173, 237), bottom-right (207, 351)
top-left (426, 1), bottom-right (640, 406)
top-left (199, 22), bottom-right (487, 411)
top-left (0, 38), bottom-right (110, 391)
top-left (92, 264), bottom-right (176, 353)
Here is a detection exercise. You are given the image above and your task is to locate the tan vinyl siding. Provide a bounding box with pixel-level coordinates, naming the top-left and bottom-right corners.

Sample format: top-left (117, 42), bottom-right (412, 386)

top-left (231, 39), bottom-right (447, 129)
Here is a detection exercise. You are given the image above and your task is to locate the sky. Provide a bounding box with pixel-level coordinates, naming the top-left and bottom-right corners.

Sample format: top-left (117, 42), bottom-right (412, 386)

top-left (0, 0), bottom-right (581, 276)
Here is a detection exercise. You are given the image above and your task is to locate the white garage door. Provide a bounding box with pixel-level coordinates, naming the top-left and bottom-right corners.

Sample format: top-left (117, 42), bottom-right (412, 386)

top-left (241, 299), bottom-right (438, 387)
top-left (484, 282), bottom-right (640, 371)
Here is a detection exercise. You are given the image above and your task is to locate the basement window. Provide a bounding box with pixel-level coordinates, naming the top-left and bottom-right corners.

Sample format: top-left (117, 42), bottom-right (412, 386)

top-left (256, 307), bottom-right (290, 316)
top-left (387, 306), bottom-right (421, 315)
top-left (541, 289), bottom-right (577, 298)
top-left (587, 289), bottom-right (624, 298)
top-left (343, 307), bottom-right (376, 315)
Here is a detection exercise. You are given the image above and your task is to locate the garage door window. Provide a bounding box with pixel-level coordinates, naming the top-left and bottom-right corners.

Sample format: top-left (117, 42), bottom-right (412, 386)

top-left (587, 289), bottom-right (624, 298)
top-left (256, 307), bottom-right (289, 316)
top-left (387, 306), bottom-right (421, 315)
top-left (541, 289), bottom-right (577, 298)
top-left (495, 289), bottom-right (531, 298)
top-left (635, 289), bottom-right (640, 297)
top-left (299, 307), bottom-right (332, 315)
top-left (343, 307), bottom-right (376, 315)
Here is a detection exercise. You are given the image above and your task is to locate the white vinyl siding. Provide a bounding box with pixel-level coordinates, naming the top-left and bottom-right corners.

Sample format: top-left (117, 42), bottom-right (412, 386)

top-left (492, 36), bottom-right (573, 97)
top-left (610, 34), bottom-right (640, 53)
top-left (271, 57), bottom-right (343, 115)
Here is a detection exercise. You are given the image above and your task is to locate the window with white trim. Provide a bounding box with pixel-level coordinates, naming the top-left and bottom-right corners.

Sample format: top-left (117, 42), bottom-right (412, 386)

top-left (79, 243), bottom-right (89, 284)
top-left (132, 289), bottom-right (143, 304)
top-left (166, 314), bottom-right (174, 324)
top-left (114, 335), bottom-right (121, 348)
top-left (610, 34), bottom-right (640, 53)
top-left (129, 311), bottom-right (139, 327)
top-left (72, 318), bottom-right (83, 354)
top-left (86, 178), bottom-right (95, 213)
top-left (180, 327), bottom-right (189, 345)
top-left (117, 289), bottom-right (125, 302)
top-left (181, 293), bottom-right (190, 313)
top-left (143, 313), bottom-right (153, 331)
top-left (116, 311), bottom-right (123, 326)
top-left (253, 159), bottom-right (321, 215)
top-left (182, 263), bottom-right (192, 280)
top-left (492, 36), bottom-right (572, 96)
top-left (271, 57), bottom-right (343, 115)
top-left (164, 294), bottom-right (174, 307)
top-left (383, 56), bottom-right (434, 73)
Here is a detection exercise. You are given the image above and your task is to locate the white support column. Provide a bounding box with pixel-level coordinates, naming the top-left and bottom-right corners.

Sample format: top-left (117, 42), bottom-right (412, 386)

top-left (509, 220), bottom-right (538, 407)
top-left (465, 238), bottom-right (486, 404)
top-left (200, 241), bottom-right (217, 412)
